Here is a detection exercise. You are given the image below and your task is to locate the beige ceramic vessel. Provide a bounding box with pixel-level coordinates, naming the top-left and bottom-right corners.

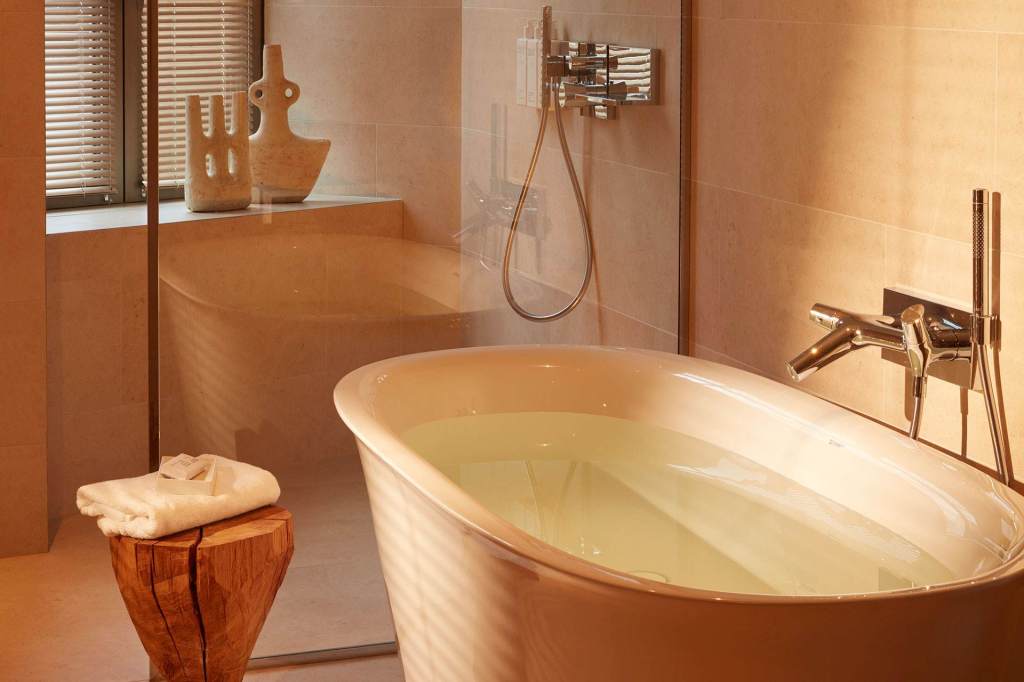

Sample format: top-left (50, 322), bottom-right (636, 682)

top-left (248, 45), bottom-right (330, 203)
top-left (334, 345), bottom-right (1024, 682)
top-left (184, 92), bottom-right (252, 212)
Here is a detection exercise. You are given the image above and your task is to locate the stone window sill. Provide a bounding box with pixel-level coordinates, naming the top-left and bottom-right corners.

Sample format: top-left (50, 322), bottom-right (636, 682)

top-left (45, 195), bottom-right (397, 235)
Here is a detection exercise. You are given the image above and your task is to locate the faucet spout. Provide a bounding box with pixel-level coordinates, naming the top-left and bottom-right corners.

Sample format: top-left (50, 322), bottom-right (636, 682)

top-left (786, 304), bottom-right (904, 382)
top-left (786, 326), bottom-right (858, 381)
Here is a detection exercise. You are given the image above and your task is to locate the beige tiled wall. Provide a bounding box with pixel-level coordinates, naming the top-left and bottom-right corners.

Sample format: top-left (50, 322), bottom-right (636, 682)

top-left (266, 0), bottom-right (462, 246)
top-left (692, 0), bottom-right (1024, 484)
top-left (0, 2), bottom-right (47, 556)
top-left (459, 0), bottom-right (682, 349)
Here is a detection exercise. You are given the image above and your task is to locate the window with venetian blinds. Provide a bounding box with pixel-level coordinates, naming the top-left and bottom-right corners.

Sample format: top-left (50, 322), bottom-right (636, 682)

top-left (44, 0), bottom-right (120, 201)
top-left (141, 0), bottom-right (259, 190)
top-left (43, 0), bottom-right (260, 206)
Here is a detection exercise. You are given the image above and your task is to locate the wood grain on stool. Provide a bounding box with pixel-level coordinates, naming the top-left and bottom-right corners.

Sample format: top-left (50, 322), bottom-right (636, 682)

top-left (109, 506), bottom-right (294, 682)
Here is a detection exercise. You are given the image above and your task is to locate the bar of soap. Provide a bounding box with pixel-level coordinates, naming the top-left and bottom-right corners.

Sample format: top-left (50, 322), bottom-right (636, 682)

top-left (156, 456), bottom-right (218, 496)
top-left (159, 454), bottom-right (207, 480)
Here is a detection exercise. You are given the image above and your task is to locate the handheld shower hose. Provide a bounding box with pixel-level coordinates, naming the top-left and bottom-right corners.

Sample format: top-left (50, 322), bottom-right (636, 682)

top-left (502, 6), bottom-right (595, 322)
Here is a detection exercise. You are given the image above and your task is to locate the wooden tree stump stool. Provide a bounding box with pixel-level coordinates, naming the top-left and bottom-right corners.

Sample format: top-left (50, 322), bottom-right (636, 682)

top-left (109, 506), bottom-right (294, 682)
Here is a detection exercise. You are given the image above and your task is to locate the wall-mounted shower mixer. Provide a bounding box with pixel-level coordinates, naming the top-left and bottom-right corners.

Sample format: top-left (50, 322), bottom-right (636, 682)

top-left (515, 18), bottom-right (658, 120)
top-left (503, 6), bottom-right (659, 322)
top-left (550, 41), bottom-right (659, 120)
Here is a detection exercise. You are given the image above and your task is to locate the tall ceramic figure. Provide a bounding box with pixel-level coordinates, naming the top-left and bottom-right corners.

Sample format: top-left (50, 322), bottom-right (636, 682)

top-left (249, 45), bottom-right (331, 203)
top-left (185, 91), bottom-right (252, 212)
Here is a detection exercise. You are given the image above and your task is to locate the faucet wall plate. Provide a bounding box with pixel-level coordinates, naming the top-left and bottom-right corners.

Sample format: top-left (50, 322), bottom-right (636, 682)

top-left (882, 287), bottom-right (976, 391)
top-left (550, 40), bottom-right (659, 119)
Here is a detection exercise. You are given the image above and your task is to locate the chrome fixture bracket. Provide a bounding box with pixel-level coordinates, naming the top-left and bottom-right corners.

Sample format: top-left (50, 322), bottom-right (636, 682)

top-left (549, 40), bottom-right (659, 120)
top-left (881, 287), bottom-right (975, 391)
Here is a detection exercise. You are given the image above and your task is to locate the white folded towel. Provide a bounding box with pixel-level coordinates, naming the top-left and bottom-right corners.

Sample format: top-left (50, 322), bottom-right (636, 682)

top-left (77, 454), bottom-right (281, 539)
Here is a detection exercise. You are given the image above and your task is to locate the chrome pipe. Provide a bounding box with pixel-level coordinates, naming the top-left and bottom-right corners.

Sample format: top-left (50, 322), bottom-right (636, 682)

top-left (908, 375), bottom-right (926, 440)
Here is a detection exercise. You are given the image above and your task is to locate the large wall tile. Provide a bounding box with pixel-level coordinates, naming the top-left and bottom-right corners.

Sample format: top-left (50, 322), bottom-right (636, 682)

top-left (47, 276), bottom-right (123, 414)
top-left (0, 157), bottom-right (44, 303)
top-left (461, 7), bottom-right (535, 137)
top-left (996, 35), bottom-right (1024, 258)
top-left (714, 1), bottom-right (1024, 33)
top-left (718, 1), bottom-right (1000, 30)
top-left (0, 300), bottom-right (45, 446)
top-left (0, 11), bottom-right (42, 159)
top-left (267, 5), bottom-right (460, 127)
top-left (377, 125), bottom-right (462, 246)
top-left (694, 16), bottom-right (996, 243)
top-left (589, 159), bottom-right (678, 332)
top-left (0, 445), bottom-right (47, 556)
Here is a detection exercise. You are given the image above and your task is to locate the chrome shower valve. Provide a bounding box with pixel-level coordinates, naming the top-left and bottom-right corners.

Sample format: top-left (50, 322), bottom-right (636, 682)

top-left (545, 39), bottom-right (659, 119)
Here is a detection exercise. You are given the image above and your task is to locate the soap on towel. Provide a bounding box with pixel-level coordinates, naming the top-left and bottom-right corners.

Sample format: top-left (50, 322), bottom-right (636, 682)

top-left (77, 454), bottom-right (281, 539)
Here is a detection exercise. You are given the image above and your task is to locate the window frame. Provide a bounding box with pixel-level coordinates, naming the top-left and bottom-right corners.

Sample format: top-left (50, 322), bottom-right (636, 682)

top-left (45, 0), bottom-right (264, 211)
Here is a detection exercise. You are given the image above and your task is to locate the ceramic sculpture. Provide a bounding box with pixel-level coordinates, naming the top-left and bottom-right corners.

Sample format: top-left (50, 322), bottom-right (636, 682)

top-left (248, 45), bottom-right (331, 203)
top-left (184, 92), bottom-right (252, 212)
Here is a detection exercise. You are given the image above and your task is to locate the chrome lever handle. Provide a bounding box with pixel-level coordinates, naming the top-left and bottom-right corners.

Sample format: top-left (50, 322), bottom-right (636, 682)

top-left (569, 55), bottom-right (618, 71)
top-left (900, 305), bottom-right (930, 378)
top-left (899, 303), bottom-right (971, 375)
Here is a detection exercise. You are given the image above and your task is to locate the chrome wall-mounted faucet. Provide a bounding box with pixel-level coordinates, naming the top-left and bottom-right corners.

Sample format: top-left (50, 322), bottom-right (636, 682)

top-left (786, 190), bottom-right (1013, 484)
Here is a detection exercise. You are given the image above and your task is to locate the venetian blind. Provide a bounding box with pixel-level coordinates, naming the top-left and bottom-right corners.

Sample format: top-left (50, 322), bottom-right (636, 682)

top-left (44, 0), bottom-right (119, 198)
top-left (141, 0), bottom-right (257, 189)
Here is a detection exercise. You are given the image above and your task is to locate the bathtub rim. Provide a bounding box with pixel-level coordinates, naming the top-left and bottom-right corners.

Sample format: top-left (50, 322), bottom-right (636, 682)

top-left (334, 344), bottom-right (1024, 605)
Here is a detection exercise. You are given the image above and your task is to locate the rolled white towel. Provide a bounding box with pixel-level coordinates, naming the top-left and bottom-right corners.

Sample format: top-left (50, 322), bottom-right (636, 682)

top-left (77, 454), bottom-right (281, 539)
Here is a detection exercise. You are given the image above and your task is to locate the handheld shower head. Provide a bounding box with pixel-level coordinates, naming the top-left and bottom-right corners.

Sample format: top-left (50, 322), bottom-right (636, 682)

top-left (972, 188), bottom-right (990, 342)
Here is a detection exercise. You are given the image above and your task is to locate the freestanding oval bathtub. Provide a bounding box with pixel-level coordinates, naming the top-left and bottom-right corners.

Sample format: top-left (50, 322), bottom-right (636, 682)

top-left (334, 345), bottom-right (1024, 681)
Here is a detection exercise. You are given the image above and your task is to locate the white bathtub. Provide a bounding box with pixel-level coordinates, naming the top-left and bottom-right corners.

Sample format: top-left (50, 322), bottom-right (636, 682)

top-left (334, 345), bottom-right (1024, 681)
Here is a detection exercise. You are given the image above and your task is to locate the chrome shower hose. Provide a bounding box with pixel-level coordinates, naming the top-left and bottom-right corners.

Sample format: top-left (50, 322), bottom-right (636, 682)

top-left (502, 81), bottom-right (595, 322)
